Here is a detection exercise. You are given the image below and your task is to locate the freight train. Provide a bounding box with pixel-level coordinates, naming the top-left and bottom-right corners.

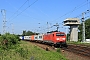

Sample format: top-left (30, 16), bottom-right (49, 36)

top-left (19, 31), bottom-right (67, 47)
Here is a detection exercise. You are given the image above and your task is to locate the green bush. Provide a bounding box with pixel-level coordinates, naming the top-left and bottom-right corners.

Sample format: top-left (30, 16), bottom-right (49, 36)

top-left (15, 47), bottom-right (28, 58)
top-left (0, 33), bottom-right (20, 50)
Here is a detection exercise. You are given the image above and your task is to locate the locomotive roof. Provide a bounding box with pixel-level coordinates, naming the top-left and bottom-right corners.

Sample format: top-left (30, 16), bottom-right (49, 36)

top-left (47, 30), bottom-right (58, 33)
top-left (47, 31), bottom-right (65, 34)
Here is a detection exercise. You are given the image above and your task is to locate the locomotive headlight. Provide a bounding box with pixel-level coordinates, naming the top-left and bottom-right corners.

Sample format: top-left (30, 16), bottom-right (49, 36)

top-left (62, 38), bottom-right (65, 40)
top-left (57, 38), bottom-right (59, 40)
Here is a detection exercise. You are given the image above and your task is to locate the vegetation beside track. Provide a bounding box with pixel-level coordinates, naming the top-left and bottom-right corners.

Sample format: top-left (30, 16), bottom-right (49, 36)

top-left (0, 33), bottom-right (67, 60)
top-left (0, 33), bottom-right (20, 50)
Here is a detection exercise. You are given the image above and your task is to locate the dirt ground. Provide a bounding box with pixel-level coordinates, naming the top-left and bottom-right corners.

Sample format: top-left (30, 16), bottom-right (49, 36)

top-left (61, 50), bottom-right (90, 60)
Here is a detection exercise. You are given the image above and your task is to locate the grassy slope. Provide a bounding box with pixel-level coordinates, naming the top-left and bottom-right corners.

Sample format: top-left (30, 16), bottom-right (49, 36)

top-left (0, 41), bottom-right (67, 60)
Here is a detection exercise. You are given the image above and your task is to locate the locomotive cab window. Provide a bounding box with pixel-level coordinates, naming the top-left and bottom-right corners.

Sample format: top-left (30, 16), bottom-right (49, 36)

top-left (56, 33), bottom-right (65, 36)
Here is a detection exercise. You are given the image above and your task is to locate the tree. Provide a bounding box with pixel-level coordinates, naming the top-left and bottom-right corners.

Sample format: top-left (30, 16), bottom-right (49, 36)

top-left (66, 33), bottom-right (70, 41)
top-left (85, 18), bottom-right (90, 39)
top-left (25, 30), bottom-right (35, 36)
top-left (22, 30), bottom-right (26, 36)
top-left (0, 33), bottom-right (20, 50)
top-left (22, 30), bottom-right (35, 36)
top-left (78, 18), bottom-right (90, 41)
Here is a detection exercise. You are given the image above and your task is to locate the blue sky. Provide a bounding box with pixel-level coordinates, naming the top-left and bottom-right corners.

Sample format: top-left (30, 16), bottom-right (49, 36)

top-left (0, 0), bottom-right (90, 34)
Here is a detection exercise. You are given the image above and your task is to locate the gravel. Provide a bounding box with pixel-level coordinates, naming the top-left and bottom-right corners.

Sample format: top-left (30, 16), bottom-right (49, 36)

top-left (61, 50), bottom-right (90, 60)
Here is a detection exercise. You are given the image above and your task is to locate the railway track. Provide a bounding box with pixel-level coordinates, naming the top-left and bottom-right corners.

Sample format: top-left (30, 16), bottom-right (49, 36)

top-left (25, 40), bottom-right (90, 59)
top-left (62, 44), bottom-right (90, 58)
top-left (33, 41), bottom-right (90, 58)
top-left (29, 41), bottom-right (56, 51)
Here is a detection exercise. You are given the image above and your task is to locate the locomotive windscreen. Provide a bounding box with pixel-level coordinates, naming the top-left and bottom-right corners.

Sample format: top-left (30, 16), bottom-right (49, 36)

top-left (56, 33), bottom-right (65, 36)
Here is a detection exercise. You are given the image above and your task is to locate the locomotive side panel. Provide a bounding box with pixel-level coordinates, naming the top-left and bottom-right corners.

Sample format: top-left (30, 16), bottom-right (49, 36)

top-left (43, 34), bottom-right (53, 43)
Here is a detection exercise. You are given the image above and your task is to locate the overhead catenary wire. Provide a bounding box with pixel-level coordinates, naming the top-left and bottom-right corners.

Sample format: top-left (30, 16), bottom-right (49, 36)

top-left (36, 0), bottom-right (90, 33)
top-left (67, 1), bottom-right (90, 18)
top-left (5, 0), bottom-right (38, 34)
top-left (50, 0), bottom-right (89, 23)
top-left (69, 0), bottom-right (90, 19)
top-left (47, 0), bottom-right (90, 33)
top-left (4, 0), bottom-right (90, 34)
top-left (8, 0), bottom-right (29, 21)
top-left (10, 0), bottom-right (38, 21)
top-left (75, 10), bottom-right (90, 18)
top-left (87, 0), bottom-right (89, 10)
top-left (6, 0), bottom-right (29, 34)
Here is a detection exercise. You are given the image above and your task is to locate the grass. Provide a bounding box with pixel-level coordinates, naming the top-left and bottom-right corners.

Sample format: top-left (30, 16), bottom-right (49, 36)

top-left (0, 41), bottom-right (67, 60)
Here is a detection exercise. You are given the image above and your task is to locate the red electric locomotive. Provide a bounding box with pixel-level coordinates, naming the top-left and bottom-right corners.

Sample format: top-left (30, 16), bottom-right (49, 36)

top-left (43, 31), bottom-right (67, 47)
